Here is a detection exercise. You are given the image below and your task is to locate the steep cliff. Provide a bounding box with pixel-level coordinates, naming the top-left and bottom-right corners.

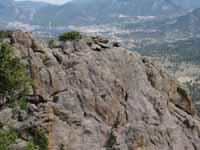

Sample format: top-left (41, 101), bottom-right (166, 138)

top-left (0, 31), bottom-right (200, 150)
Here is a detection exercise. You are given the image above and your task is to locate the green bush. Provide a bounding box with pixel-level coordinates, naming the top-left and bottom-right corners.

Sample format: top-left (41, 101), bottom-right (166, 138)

top-left (32, 131), bottom-right (48, 150)
top-left (9, 96), bottom-right (28, 113)
top-left (48, 39), bottom-right (56, 48)
top-left (18, 96), bottom-right (28, 111)
top-left (59, 31), bottom-right (81, 41)
top-left (0, 42), bottom-right (31, 97)
top-left (25, 142), bottom-right (39, 150)
top-left (25, 131), bottom-right (48, 150)
top-left (0, 30), bottom-right (13, 39)
top-left (0, 129), bottom-right (18, 150)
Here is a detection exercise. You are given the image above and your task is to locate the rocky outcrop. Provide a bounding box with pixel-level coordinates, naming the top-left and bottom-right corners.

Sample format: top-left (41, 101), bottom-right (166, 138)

top-left (0, 31), bottom-right (200, 150)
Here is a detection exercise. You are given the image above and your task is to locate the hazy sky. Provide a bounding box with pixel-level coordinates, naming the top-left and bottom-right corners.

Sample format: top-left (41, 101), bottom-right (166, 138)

top-left (16, 0), bottom-right (72, 5)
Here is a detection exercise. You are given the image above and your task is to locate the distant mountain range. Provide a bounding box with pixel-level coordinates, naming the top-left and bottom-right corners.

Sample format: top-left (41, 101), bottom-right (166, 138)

top-left (33, 0), bottom-right (184, 25)
top-left (122, 7), bottom-right (200, 43)
top-left (153, 8), bottom-right (200, 38)
top-left (1, 0), bottom-right (200, 26)
top-left (0, 0), bottom-right (51, 23)
top-left (4, 0), bottom-right (200, 24)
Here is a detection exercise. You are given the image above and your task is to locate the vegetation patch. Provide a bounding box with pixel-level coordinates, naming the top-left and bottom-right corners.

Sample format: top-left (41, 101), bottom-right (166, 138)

top-left (0, 30), bottom-right (13, 39)
top-left (48, 39), bottom-right (56, 48)
top-left (30, 130), bottom-right (48, 150)
top-left (18, 96), bottom-right (29, 111)
top-left (0, 128), bottom-right (47, 150)
top-left (59, 31), bottom-right (81, 41)
top-left (0, 129), bottom-right (18, 150)
top-left (0, 42), bottom-right (33, 109)
top-left (25, 142), bottom-right (39, 150)
top-left (0, 42), bottom-right (32, 99)
top-left (105, 130), bottom-right (120, 150)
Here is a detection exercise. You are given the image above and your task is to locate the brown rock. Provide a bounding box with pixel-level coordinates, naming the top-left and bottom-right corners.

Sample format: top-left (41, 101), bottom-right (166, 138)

top-left (0, 32), bottom-right (199, 150)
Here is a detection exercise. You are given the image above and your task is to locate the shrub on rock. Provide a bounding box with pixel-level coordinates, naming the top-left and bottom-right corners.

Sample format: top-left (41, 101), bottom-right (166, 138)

top-left (0, 30), bottom-right (13, 39)
top-left (0, 42), bottom-right (31, 98)
top-left (0, 129), bottom-right (18, 150)
top-left (59, 31), bottom-right (81, 41)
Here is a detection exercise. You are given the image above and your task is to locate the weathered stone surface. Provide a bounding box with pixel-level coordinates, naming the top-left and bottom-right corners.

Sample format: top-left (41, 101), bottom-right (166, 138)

top-left (49, 40), bottom-right (63, 49)
top-left (0, 31), bottom-right (200, 150)
top-left (0, 108), bottom-right (13, 125)
top-left (18, 110), bottom-right (28, 121)
top-left (91, 43), bottom-right (101, 51)
top-left (28, 104), bottom-right (39, 113)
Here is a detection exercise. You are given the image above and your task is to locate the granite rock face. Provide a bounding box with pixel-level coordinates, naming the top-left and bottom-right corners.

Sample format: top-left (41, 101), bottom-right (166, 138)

top-left (1, 31), bottom-right (200, 150)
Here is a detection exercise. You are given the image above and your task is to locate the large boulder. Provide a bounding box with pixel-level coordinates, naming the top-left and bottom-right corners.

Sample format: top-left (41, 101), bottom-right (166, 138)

top-left (0, 31), bottom-right (200, 150)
